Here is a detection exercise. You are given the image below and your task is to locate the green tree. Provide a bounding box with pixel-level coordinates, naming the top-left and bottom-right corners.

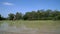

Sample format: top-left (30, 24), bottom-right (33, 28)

top-left (15, 12), bottom-right (22, 20)
top-left (0, 14), bottom-right (6, 20)
top-left (53, 15), bottom-right (60, 20)
top-left (0, 14), bottom-right (2, 20)
top-left (8, 13), bottom-right (15, 20)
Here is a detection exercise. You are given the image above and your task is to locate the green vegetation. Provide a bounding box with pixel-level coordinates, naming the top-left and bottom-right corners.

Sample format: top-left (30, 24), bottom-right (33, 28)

top-left (0, 15), bottom-right (6, 20)
top-left (0, 9), bottom-right (60, 20)
top-left (0, 20), bottom-right (60, 29)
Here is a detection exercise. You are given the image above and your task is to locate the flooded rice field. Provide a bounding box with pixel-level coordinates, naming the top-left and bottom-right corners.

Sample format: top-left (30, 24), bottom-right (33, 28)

top-left (0, 21), bottom-right (60, 34)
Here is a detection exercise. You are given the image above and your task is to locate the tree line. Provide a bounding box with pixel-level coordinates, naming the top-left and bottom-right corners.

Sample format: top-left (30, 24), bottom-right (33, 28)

top-left (0, 9), bottom-right (60, 20)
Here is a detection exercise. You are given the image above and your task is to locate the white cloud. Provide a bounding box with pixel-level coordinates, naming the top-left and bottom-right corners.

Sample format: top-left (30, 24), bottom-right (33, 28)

top-left (2, 2), bottom-right (14, 6)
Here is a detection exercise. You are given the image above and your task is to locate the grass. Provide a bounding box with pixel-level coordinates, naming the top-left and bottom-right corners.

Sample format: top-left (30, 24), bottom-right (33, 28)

top-left (0, 20), bottom-right (60, 29)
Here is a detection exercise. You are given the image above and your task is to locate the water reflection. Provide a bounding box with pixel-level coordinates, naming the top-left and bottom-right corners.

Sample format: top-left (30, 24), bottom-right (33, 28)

top-left (0, 22), bottom-right (60, 34)
top-left (0, 23), bottom-right (9, 31)
top-left (0, 22), bottom-right (38, 33)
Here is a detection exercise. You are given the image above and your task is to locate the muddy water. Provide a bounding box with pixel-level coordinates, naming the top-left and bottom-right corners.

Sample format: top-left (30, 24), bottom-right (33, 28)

top-left (0, 22), bottom-right (60, 34)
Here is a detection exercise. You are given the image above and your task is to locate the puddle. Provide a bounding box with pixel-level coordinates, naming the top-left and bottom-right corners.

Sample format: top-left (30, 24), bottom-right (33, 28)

top-left (0, 22), bottom-right (60, 34)
top-left (0, 22), bottom-right (39, 34)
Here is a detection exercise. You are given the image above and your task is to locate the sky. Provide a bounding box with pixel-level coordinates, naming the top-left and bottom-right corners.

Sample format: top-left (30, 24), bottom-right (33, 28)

top-left (0, 0), bottom-right (60, 17)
